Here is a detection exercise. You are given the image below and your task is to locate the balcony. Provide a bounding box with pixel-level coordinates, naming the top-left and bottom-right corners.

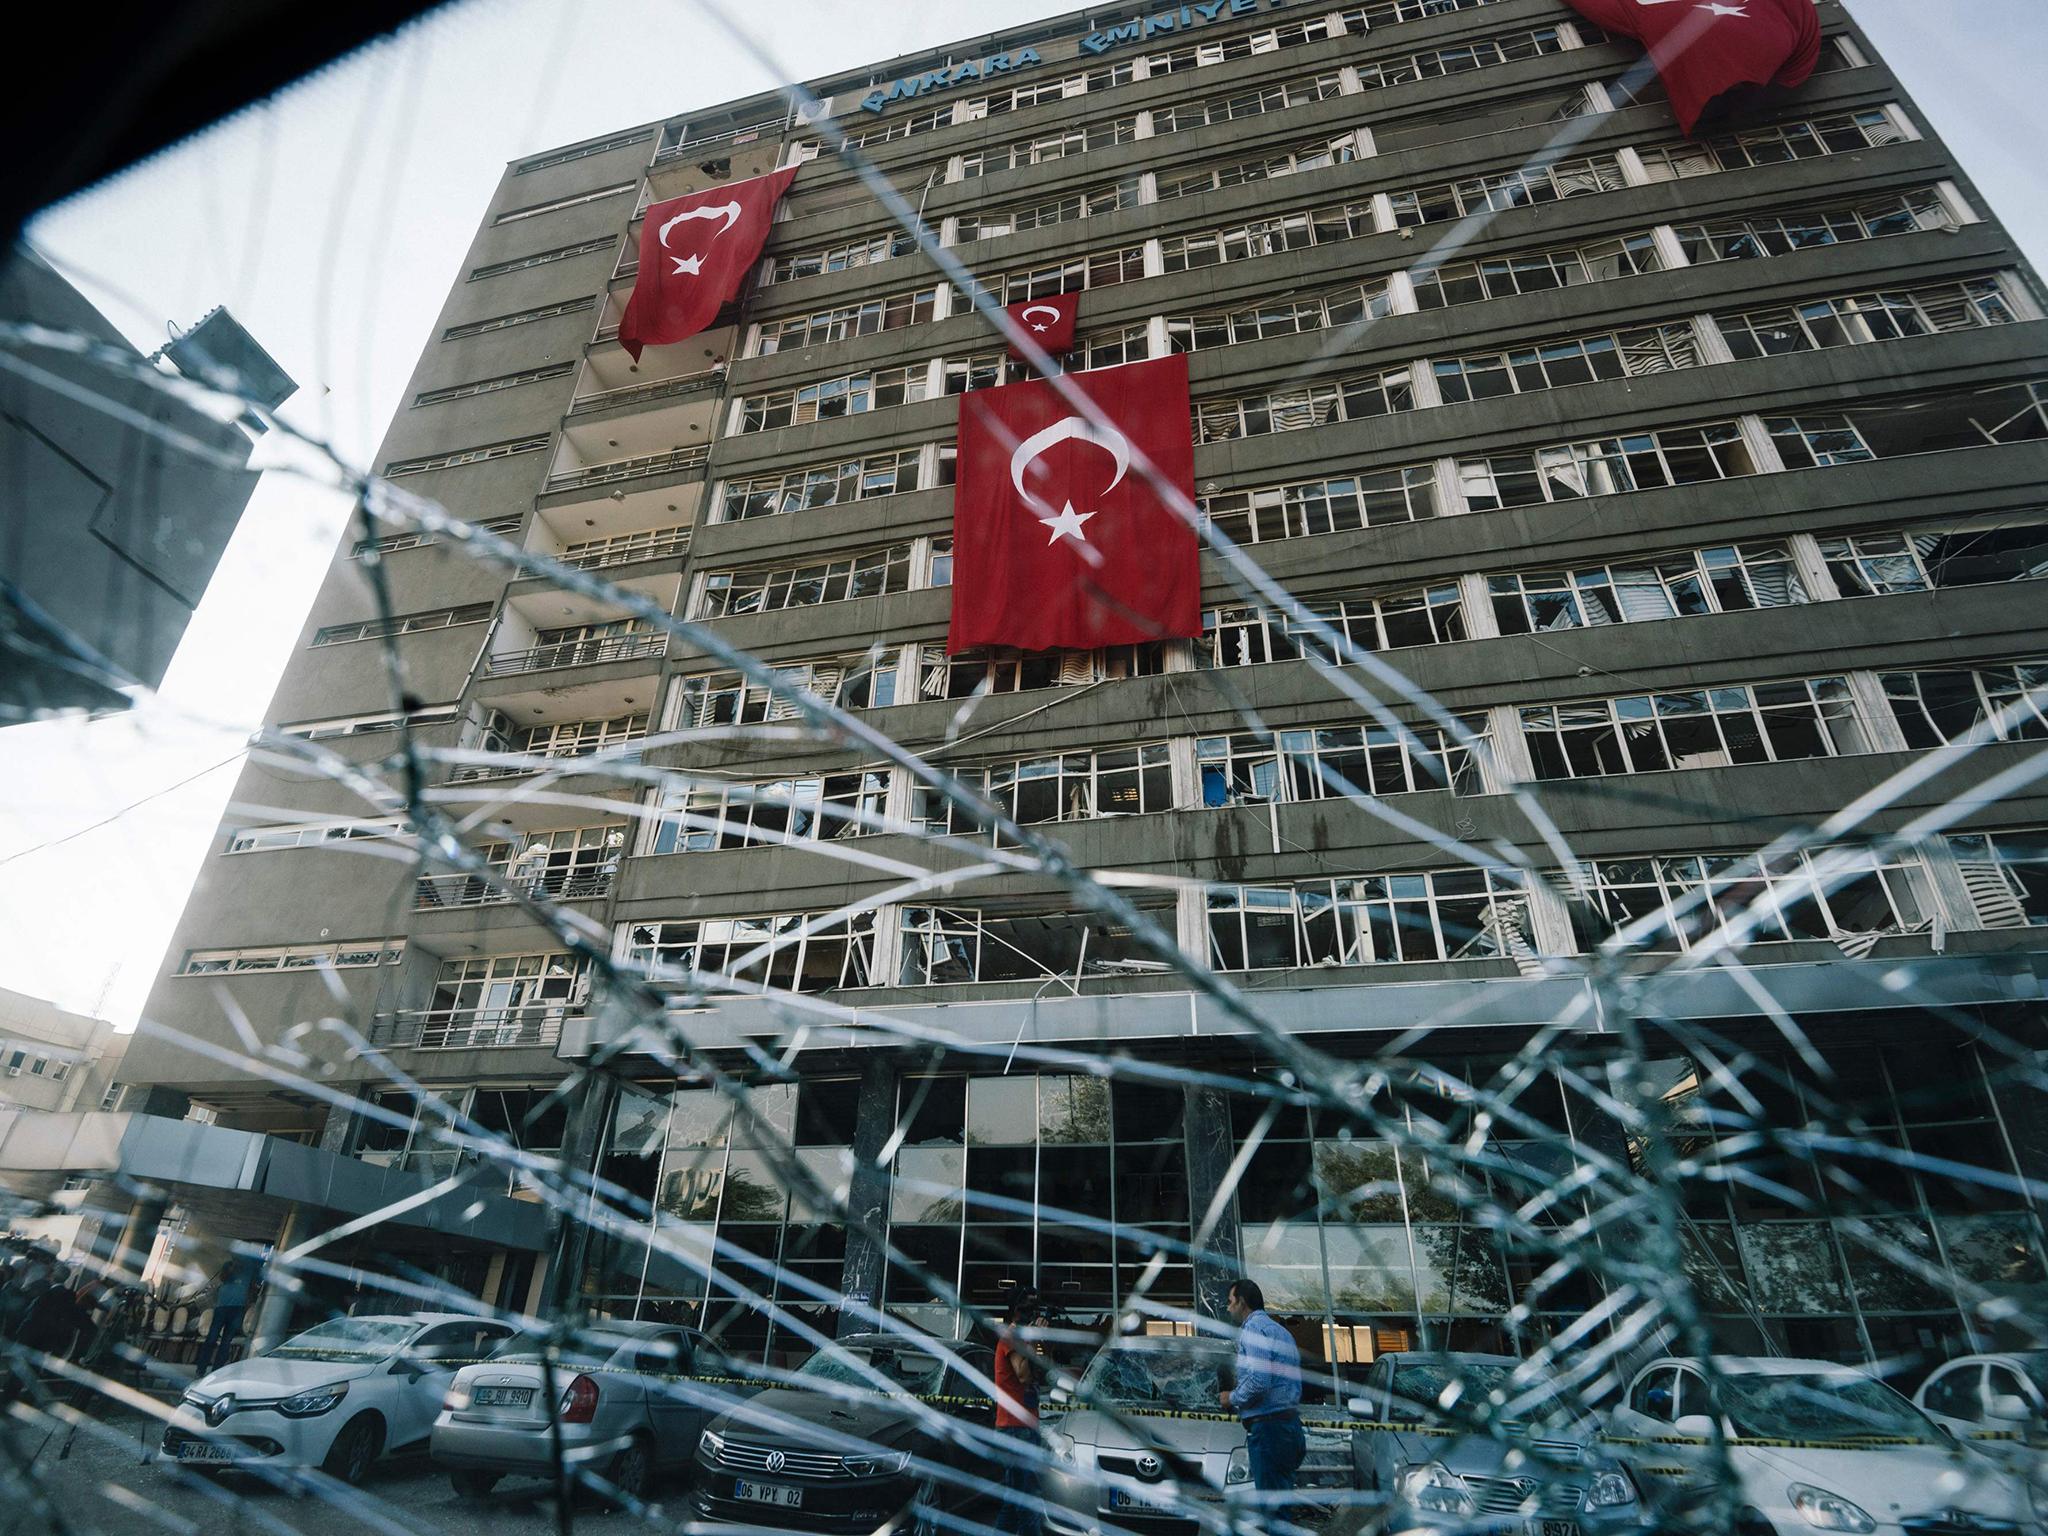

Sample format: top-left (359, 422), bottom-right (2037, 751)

top-left (485, 629), bottom-right (666, 677)
top-left (544, 445), bottom-right (709, 493)
top-left (414, 864), bottom-right (617, 910)
top-left (652, 118), bottom-right (786, 166)
top-left (566, 372), bottom-right (717, 416)
top-left (368, 1006), bottom-right (573, 1051)
top-left (557, 526), bottom-right (690, 572)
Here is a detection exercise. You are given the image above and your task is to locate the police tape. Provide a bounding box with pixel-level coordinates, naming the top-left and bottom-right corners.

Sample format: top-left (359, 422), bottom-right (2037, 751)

top-left (434, 1367), bottom-right (2040, 1451)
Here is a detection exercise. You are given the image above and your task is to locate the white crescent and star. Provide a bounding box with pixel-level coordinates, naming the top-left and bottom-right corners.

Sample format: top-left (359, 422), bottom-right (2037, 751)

top-left (1019, 303), bottom-right (1064, 336)
top-left (658, 200), bottom-right (743, 277)
top-left (1006, 414), bottom-right (1131, 546)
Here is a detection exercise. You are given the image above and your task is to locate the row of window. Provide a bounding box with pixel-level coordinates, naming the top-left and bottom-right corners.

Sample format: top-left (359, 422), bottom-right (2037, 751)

top-left (703, 377), bottom-right (2047, 558)
top-left (279, 703), bottom-right (461, 740)
top-left (468, 234), bottom-right (616, 282)
top-left (226, 817), bottom-right (410, 855)
top-left (179, 941), bottom-right (407, 975)
top-left (351, 514), bottom-right (523, 559)
top-left (412, 361), bottom-right (574, 407)
top-left (693, 538), bottom-right (947, 618)
top-left (742, 268), bottom-right (2019, 462)
top-left (192, 824), bottom-right (2048, 994)
top-left (310, 604), bottom-right (493, 647)
top-left (442, 295), bottom-right (594, 341)
top-left (383, 435), bottom-right (549, 477)
top-left (626, 653), bottom-right (2040, 864)
top-left (745, 104), bottom-right (1910, 361)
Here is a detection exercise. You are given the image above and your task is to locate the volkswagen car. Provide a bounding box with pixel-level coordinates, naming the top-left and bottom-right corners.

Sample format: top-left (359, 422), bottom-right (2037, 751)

top-left (691, 1332), bottom-right (997, 1532)
top-left (1041, 1333), bottom-right (1350, 1536)
top-left (1348, 1351), bottom-right (1648, 1534)
top-left (432, 1319), bottom-right (730, 1501)
top-left (1607, 1355), bottom-right (2037, 1534)
top-left (161, 1313), bottom-right (513, 1484)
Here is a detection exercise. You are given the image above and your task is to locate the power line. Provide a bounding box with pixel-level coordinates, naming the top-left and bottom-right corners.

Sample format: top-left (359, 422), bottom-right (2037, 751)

top-left (0, 748), bottom-right (247, 868)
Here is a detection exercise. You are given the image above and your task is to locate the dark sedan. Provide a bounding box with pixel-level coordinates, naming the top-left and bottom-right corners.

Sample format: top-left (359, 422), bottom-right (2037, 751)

top-left (692, 1333), bottom-right (997, 1533)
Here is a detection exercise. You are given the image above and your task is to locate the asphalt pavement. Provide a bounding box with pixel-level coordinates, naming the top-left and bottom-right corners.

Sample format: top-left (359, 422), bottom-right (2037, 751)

top-left (6, 1406), bottom-right (680, 1536)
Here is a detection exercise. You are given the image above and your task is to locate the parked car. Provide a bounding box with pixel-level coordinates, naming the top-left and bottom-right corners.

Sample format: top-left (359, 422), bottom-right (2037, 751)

top-left (1347, 1351), bottom-right (1649, 1533)
top-left (432, 1319), bottom-right (727, 1501)
top-left (691, 1332), bottom-right (996, 1532)
top-left (1041, 1333), bottom-right (1349, 1536)
top-left (161, 1313), bottom-right (514, 1484)
top-left (1917, 1352), bottom-right (2048, 1440)
top-left (1607, 1355), bottom-right (2036, 1534)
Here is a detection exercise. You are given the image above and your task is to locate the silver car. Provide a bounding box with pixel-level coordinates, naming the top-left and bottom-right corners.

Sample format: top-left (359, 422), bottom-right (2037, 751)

top-left (431, 1320), bottom-right (731, 1501)
top-left (1042, 1334), bottom-right (1347, 1536)
top-left (1349, 1352), bottom-right (1648, 1534)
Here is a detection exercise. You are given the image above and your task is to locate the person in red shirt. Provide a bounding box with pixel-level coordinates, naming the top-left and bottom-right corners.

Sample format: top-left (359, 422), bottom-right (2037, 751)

top-left (991, 1290), bottom-right (1045, 1536)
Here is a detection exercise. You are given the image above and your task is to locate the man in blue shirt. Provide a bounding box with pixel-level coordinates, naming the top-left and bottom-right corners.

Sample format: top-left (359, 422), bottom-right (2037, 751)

top-left (1216, 1278), bottom-right (1305, 1526)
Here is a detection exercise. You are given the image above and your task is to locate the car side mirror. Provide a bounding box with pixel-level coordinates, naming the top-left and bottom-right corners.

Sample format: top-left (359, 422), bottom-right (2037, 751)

top-left (1989, 1394), bottom-right (2034, 1423)
top-left (1673, 1414), bottom-right (1717, 1441)
top-left (1346, 1396), bottom-right (1374, 1418)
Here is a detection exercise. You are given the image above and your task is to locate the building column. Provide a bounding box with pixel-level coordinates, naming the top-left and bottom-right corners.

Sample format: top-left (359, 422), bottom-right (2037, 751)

top-left (837, 1053), bottom-right (898, 1337)
top-left (250, 1205), bottom-right (308, 1353)
top-left (108, 1196), bottom-right (167, 1286)
top-left (542, 1070), bottom-right (623, 1320)
top-left (1184, 1083), bottom-right (1243, 1322)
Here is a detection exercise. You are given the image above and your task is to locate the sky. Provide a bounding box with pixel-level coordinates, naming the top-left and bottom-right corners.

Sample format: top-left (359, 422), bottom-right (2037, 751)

top-left (2, 0), bottom-right (2044, 1029)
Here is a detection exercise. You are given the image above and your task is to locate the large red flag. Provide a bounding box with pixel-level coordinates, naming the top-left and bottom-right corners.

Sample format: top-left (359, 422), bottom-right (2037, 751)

top-left (949, 354), bottom-right (1199, 654)
top-left (1003, 293), bottom-right (1079, 361)
top-left (1566, 0), bottom-right (1821, 135)
top-left (618, 166), bottom-right (798, 361)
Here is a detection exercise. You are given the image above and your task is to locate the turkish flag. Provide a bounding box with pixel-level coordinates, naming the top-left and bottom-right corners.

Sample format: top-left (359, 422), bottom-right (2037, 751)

top-left (949, 354), bottom-right (1199, 654)
top-left (618, 166), bottom-right (798, 361)
top-left (1003, 293), bottom-right (1079, 361)
top-left (1566, 0), bottom-right (1821, 135)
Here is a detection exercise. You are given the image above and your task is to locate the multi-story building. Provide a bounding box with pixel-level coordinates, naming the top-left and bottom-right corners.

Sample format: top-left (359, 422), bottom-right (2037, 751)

top-left (105, 0), bottom-right (2047, 1380)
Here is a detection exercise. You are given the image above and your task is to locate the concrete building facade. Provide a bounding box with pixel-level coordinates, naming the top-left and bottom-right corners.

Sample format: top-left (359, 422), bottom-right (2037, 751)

top-left (110, 0), bottom-right (2048, 1385)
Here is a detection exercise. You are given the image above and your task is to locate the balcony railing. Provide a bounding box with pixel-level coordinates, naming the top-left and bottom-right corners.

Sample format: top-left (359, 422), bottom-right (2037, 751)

top-left (486, 630), bottom-right (666, 676)
top-left (414, 865), bottom-right (617, 910)
top-left (544, 445), bottom-right (708, 492)
top-left (651, 120), bottom-right (786, 166)
top-left (565, 372), bottom-right (716, 415)
top-left (558, 529), bottom-right (691, 572)
top-left (369, 1005), bottom-right (573, 1051)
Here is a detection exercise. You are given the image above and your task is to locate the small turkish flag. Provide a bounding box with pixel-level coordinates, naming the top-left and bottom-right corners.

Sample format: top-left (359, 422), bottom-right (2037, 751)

top-left (1566, 0), bottom-right (1820, 135)
top-left (949, 354), bottom-right (1199, 655)
top-left (618, 166), bottom-right (798, 361)
top-left (1003, 293), bottom-right (1079, 361)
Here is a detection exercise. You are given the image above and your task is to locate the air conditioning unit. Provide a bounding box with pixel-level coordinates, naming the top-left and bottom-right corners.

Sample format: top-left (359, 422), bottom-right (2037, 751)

top-left (5, 1066), bottom-right (21, 1077)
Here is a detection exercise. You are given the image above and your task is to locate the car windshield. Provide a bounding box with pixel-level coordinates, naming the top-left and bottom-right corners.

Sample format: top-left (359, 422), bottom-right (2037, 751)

top-left (1717, 1372), bottom-right (1937, 1442)
top-left (796, 1343), bottom-right (948, 1398)
top-left (268, 1318), bottom-right (418, 1362)
top-left (1080, 1345), bottom-right (1231, 1412)
top-left (1389, 1362), bottom-right (1518, 1416)
top-left (486, 1329), bottom-right (641, 1368)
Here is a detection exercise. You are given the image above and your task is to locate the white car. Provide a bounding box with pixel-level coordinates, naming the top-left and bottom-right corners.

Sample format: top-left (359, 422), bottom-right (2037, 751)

top-left (162, 1313), bottom-right (514, 1484)
top-left (1917, 1352), bottom-right (2048, 1441)
top-left (1606, 1356), bottom-right (2037, 1534)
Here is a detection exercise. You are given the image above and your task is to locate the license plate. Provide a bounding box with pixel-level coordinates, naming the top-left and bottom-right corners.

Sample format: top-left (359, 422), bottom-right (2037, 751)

top-left (177, 1441), bottom-right (235, 1463)
top-left (1537, 1522), bottom-right (1580, 1536)
top-left (735, 1480), bottom-right (804, 1508)
top-left (1109, 1488), bottom-right (1179, 1513)
top-left (472, 1386), bottom-right (534, 1408)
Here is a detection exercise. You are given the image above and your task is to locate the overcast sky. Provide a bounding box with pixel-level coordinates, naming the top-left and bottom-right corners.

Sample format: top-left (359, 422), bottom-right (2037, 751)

top-left (3, 0), bottom-right (2043, 1028)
